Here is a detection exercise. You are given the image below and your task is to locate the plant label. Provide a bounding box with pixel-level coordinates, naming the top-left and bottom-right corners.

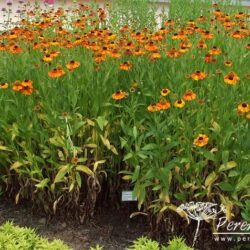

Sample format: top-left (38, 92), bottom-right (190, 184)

top-left (122, 191), bottom-right (137, 202)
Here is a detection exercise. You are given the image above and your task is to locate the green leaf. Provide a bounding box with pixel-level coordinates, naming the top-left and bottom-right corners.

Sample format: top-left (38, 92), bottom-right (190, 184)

top-left (219, 161), bottom-right (237, 172)
top-left (174, 193), bottom-right (186, 201)
top-left (142, 144), bottom-right (157, 151)
top-left (132, 165), bottom-right (140, 182)
top-left (236, 174), bottom-right (250, 192)
top-left (0, 146), bottom-right (12, 152)
top-left (122, 175), bottom-right (132, 180)
top-left (35, 178), bottom-right (49, 189)
top-left (211, 121), bottom-right (221, 133)
top-left (123, 152), bottom-right (133, 161)
top-left (49, 135), bottom-right (65, 147)
top-left (202, 150), bottom-right (216, 161)
top-left (222, 150), bottom-right (229, 165)
top-left (76, 165), bottom-right (94, 176)
top-left (228, 170), bottom-right (240, 177)
top-left (205, 171), bottom-right (218, 187)
top-left (75, 172), bottom-right (82, 188)
top-left (133, 126), bottom-right (138, 139)
top-left (96, 116), bottom-right (108, 131)
top-left (137, 152), bottom-right (147, 159)
top-left (120, 137), bottom-right (127, 149)
top-left (54, 165), bottom-right (70, 183)
top-left (93, 160), bottom-right (106, 172)
top-left (219, 182), bottom-right (234, 192)
top-left (86, 119), bottom-right (95, 126)
top-left (10, 161), bottom-right (23, 171)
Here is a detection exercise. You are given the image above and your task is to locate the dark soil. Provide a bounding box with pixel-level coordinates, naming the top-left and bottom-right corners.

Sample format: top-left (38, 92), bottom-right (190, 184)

top-left (0, 199), bottom-right (148, 250)
top-left (1, 199), bottom-right (249, 250)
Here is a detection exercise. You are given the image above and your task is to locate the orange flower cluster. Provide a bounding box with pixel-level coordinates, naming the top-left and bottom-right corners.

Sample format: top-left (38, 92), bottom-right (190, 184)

top-left (145, 88), bottom-right (197, 112)
top-left (12, 80), bottom-right (33, 95)
top-left (0, 2), bottom-right (248, 115)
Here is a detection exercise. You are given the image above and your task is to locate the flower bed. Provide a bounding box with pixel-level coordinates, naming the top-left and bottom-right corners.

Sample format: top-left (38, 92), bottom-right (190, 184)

top-left (0, 0), bottom-right (249, 248)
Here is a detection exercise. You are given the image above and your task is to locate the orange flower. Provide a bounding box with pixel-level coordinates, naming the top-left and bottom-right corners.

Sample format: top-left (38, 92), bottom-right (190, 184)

top-left (119, 62), bottom-right (132, 71)
top-left (208, 46), bottom-right (221, 55)
top-left (43, 54), bottom-right (53, 62)
top-left (112, 90), bottom-right (128, 100)
top-left (202, 31), bottom-right (214, 40)
top-left (120, 25), bottom-right (130, 33)
top-left (213, 9), bottom-right (223, 16)
top-left (204, 54), bottom-right (216, 63)
top-left (145, 42), bottom-right (158, 51)
top-left (160, 88), bottom-right (171, 97)
top-left (231, 31), bottom-right (245, 39)
top-left (224, 60), bottom-right (232, 67)
top-left (198, 15), bottom-right (206, 22)
top-left (172, 32), bottom-right (187, 40)
top-left (164, 20), bottom-right (175, 26)
top-left (133, 48), bottom-right (145, 56)
top-left (179, 45), bottom-right (189, 53)
top-left (150, 51), bottom-right (161, 60)
top-left (224, 72), bottom-right (239, 85)
top-left (235, 12), bottom-right (245, 19)
top-left (174, 99), bottom-right (185, 108)
top-left (20, 80), bottom-right (33, 95)
top-left (156, 99), bottom-right (171, 110)
top-left (109, 49), bottom-right (121, 58)
top-left (167, 48), bottom-right (181, 58)
top-left (66, 60), bottom-right (81, 71)
top-left (194, 134), bottom-right (209, 147)
top-left (183, 90), bottom-right (196, 101)
top-left (197, 40), bottom-right (207, 49)
top-left (0, 44), bottom-right (6, 51)
top-left (50, 51), bottom-right (60, 58)
top-left (48, 67), bottom-right (65, 78)
top-left (237, 103), bottom-right (249, 114)
top-left (191, 71), bottom-right (207, 81)
top-left (9, 45), bottom-right (22, 54)
top-left (147, 103), bottom-right (159, 112)
top-left (50, 40), bottom-right (59, 46)
top-left (122, 42), bottom-right (135, 50)
top-left (0, 83), bottom-right (8, 89)
top-left (12, 81), bottom-right (23, 92)
top-left (247, 113), bottom-right (250, 120)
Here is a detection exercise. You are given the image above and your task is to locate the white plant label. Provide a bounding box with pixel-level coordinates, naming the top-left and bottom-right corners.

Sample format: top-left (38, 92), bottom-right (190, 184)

top-left (122, 191), bottom-right (137, 201)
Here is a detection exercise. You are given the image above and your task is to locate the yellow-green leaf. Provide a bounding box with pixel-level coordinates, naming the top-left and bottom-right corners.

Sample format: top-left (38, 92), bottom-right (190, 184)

top-left (219, 161), bottom-right (237, 172)
top-left (93, 160), bottom-right (106, 172)
top-left (205, 171), bottom-right (218, 187)
top-left (76, 165), bottom-right (94, 176)
top-left (35, 178), bottom-right (49, 189)
top-left (69, 183), bottom-right (75, 192)
top-left (85, 144), bottom-right (97, 148)
top-left (0, 145), bottom-right (12, 152)
top-left (54, 165), bottom-right (70, 183)
top-left (122, 175), bottom-right (132, 180)
top-left (86, 119), bottom-right (95, 126)
top-left (10, 161), bottom-right (23, 171)
top-left (220, 194), bottom-right (234, 221)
